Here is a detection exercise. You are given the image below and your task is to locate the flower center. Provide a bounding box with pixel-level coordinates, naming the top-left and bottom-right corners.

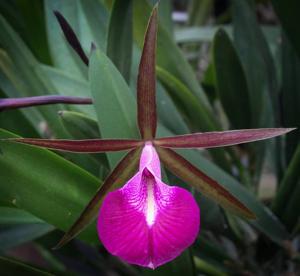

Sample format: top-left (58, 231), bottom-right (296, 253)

top-left (146, 175), bottom-right (155, 226)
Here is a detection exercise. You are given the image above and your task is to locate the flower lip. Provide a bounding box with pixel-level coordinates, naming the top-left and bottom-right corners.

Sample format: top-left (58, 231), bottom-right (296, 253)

top-left (97, 144), bottom-right (200, 269)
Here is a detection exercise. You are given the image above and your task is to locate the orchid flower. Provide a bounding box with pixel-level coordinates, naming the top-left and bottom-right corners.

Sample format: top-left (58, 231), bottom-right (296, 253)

top-left (6, 5), bottom-right (294, 269)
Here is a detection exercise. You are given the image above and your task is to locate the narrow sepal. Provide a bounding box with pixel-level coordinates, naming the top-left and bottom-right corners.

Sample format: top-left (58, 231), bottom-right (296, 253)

top-left (156, 147), bottom-right (256, 219)
top-left (54, 11), bottom-right (89, 65)
top-left (154, 128), bottom-right (295, 149)
top-left (0, 95), bottom-right (92, 111)
top-left (10, 138), bottom-right (142, 153)
top-left (137, 5), bottom-right (158, 139)
top-left (53, 147), bottom-right (142, 249)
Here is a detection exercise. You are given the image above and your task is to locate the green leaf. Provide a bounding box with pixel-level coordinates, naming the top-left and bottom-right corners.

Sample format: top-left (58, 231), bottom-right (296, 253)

top-left (0, 223), bottom-right (54, 252)
top-left (281, 34), bottom-right (300, 163)
top-left (0, 256), bottom-right (52, 276)
top-left (213, 29), bottom-right (251, 129)
top-left (280, 176), bottom-right (300, 231)
top-left (0, 128), bottom-right (100, 243)
top-left (0, 207), bottom-right (43, 224)
top-left (156, 66), bottom-right (231, 172)
top-left (58, 110), bottom-right (100, 139)
top-left (38, 65), bottom-right (96, 119)
top-left (79, 0), bottom-right (109, 51)
top-left (174, 26), bottom-right (279, 44)
top-left (232, 0), bottom-right (278, 180)
top-left (133, 0), bottom-right (210, 107)
top-left (272, 143), bottom-right (300, 224)
top-left (0, 15), bottom-right (67, 137)
top-left (45, 0), bottom-right (106, 78)
top-left (155, 0), bottom-right (173, 36)
top-left (272, 0), bottom-right (300, 58)
top-left (14, 0), bottom-right (51, 63)
top-left (89, 49), bottom-right (139, 167)
top-left (0, 104), bottom-right (38, 138)
top-left (0, 54), bottom-right (43, 134)
top-left (232, 0), bottom-right (276, 128)
top-left (107, 0), bottom-right (133, 83)
top-left (156, 67), bottom-right (217, 131)
top-left (176, 149), bottom-right (289, 245)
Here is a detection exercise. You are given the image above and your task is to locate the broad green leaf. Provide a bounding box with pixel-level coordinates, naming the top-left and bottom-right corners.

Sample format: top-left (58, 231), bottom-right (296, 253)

top-left (0, 128), bottom-right (100, 243)
top-left (0, 207), bottom-right (43, 224)
top-left (156, 67), bottom-right (217, 131)
top-left (174, 26), bottom-right (279, 44)
top-left (0, 256), bottom-right (52, 276)
top-left (38, 65), bottom-right (96, 119)
top-left (272, 0), bottom-right (300, 58)
top-left (107, 0), bottom-right (132, 83)
top-left (0, 104), bottom-right (38, 138)
top-left (89, 49), bottom-right (139, 167)
top-left (213, 29), bottom-right (251, 129)
top-left (232, 0), bottom-right (276, 128)
top-left (156, 66), bottom-right (231, 172)
top-left (14, 0), bottom-right (51, 63)
top-left (280, 176), bottom-right (300, 231)
top-left (281, 34), bottom-right (300, 163)
top-left (156, 82), bottom-right (189, 135)
top-left (232, 0), bottom-right (278, 180)
top-left (59, 110), bottom-right (100, 139)
top-left (0, 14), bottom-right (68, 137)
top-left (0, 55), bottom-right (43, 134)
top-left (44, 0), bottom-right (88, 78)
top-left (153, 0), bottom-right (173, 36)
top-left (0, 223), bottom-right (54, 252)
top-left (272, 143), bottom-right (300, 223)
top-left (79, 0), bottom-right (109, 51)
top-left (133, 0), bottom-right (211, 107)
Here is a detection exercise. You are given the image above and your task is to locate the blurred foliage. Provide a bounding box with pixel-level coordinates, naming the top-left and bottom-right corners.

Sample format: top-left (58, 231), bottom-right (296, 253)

top-left (0, 0), bottom-right (299, 275)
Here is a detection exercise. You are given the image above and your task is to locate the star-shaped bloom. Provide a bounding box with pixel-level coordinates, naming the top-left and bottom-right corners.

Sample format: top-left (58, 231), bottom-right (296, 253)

top-left (5, 4), bottom-right (294, 269)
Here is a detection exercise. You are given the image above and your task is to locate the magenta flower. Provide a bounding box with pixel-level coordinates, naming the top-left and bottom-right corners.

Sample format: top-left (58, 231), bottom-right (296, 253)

top-left (6, 5), bottom-right (294, 270)
top-left (98, 142), bottom-right (200, 268)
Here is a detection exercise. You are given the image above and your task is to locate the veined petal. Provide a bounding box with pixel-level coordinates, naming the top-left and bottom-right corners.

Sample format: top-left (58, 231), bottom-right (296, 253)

top-left (97, 144), bottom-right (200, 268)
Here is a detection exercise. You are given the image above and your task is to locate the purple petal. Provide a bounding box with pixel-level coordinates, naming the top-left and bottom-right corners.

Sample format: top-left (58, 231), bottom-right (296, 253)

top-left (97, 144), bottom-right (200, 268)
